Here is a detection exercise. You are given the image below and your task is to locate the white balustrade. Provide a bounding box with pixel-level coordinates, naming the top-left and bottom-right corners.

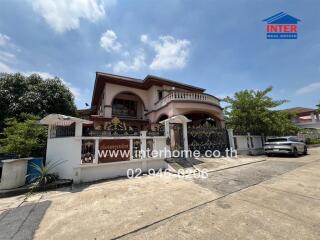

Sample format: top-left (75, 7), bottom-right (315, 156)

top-left (154, 91), bottom-right (220, 109)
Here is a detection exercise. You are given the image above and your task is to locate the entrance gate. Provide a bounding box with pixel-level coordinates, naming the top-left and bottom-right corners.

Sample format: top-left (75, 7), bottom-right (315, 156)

top-left (187, 124), bottom-right (230, 155)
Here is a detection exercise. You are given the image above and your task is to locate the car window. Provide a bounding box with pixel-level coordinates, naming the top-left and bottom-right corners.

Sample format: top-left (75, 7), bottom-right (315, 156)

top-left (289, 137), bottom-right (298, 142)
top-left (267, 138), bottom-right (288, 142)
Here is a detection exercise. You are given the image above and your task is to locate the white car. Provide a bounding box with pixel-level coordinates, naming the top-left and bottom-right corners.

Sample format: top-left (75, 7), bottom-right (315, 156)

top-left (264, 136), bottom-right (307, 157)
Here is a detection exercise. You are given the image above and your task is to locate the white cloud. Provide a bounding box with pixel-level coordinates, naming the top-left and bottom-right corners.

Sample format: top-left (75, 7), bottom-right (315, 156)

top-left (100, 30), bottom-right (122, 52)
top-left (296, 82), bottom-right (320, 95)
top-left (0, 33), bottom-right (10, 47)
top-left (0, 62), bottom-right (13, 73)
top-left (23, 71), bottom-right (80, 99)
top-left (111, 51), bottom-right (146, 73)
top-left (23, 71), bottom-right (55, 79)
top-left (0, 50), bottom-right (16, 63)
top-left (32, 0), bottom-right (107, 33)
top-left (62, 80), bottom-right (81, 99)
top-left (140, 34), bottom-right (149, 43)
top-left (142, 35), bottom-right (191, 70)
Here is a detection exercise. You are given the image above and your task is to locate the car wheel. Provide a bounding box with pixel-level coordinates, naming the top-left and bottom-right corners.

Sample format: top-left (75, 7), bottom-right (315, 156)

top-left (293, 147), bottom-right (299, 157)
top-left (266, 153), bottom-right (272, 157)
top-left (303, 146), bottom-right (308, 155)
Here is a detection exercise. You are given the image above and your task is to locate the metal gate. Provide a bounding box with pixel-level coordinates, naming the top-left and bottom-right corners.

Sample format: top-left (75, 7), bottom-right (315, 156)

top-left (187, 124), bottom-right (229, 155)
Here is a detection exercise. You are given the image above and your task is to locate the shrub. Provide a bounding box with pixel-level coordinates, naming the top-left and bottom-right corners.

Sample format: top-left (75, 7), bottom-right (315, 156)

top-left (0, 114), bottom-right (47, 157)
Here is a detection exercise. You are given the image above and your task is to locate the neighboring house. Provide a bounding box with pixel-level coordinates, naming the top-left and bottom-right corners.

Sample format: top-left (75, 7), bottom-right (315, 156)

top-left (282, 107), bottom-right (320, 129)
top-left (79, 72), bottom-right (224, 130)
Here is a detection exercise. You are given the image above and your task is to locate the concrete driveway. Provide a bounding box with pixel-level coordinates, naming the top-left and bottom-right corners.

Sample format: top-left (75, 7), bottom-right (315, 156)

top-left (0, 148), bottom-right (320, 240)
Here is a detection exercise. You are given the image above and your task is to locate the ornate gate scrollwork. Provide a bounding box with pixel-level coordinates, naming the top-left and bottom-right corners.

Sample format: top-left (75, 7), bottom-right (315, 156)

top-left (187, 123), bottom-right (229, 155)
top-left (87, 117), bottom-right (140, 136)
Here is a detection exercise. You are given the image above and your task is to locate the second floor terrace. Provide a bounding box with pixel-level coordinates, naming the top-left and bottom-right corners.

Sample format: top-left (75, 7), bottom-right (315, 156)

top-left (154, 91), bottom-right (220, 110)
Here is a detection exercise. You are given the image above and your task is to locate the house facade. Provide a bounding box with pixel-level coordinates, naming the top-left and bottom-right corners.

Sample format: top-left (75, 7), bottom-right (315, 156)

top-left (40, 73), bottom-right (231, 183)
top-left (79, 72), bottom-right (224, 131)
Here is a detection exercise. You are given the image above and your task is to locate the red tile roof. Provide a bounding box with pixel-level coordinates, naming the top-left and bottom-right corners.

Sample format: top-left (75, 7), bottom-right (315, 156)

top-left (281, 107), bottom-right (318, 115)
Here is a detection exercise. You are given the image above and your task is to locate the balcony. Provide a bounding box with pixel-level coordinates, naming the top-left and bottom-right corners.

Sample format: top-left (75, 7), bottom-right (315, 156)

top-left (295, 120), bottom-right (320, 129)
top-left (154, 91), bottom-right (220, 110)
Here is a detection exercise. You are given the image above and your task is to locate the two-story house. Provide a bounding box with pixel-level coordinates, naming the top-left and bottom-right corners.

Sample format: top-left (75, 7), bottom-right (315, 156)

top-left (79, 72), bottom-right (224, 131)
top-left (283, 107), bottom-right (320, 129)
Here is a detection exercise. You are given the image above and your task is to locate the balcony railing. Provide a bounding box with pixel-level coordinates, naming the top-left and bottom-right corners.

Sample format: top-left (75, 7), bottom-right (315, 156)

top-left (154, 91), bottom-right (220, 109)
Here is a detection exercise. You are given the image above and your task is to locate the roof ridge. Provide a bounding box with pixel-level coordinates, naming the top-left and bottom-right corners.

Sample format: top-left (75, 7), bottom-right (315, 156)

top-left (263, 12), bottom-right (285, 22)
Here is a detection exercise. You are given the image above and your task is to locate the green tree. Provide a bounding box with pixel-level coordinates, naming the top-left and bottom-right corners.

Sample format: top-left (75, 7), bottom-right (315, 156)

top-left (0, 73), bottom-right (77, 130)
top-left (0, 114), bottom-right (47, 157)
top-left (224, 86), bottom-right (299, 136)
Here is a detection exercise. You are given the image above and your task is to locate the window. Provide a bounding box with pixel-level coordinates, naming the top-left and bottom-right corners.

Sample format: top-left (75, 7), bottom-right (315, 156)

top-left (267, 138), bottom-right (288, 143)
top-left (133, 139), bottom-right (141, 159)
top-left (112, 99), bottom-right (137, 117)
top-left (289, 137), bottom-right (298, 142)
top-left (158, 90), bottom-right (163, 100)
top-left (81, 140), bottom-right (95, 164)
top-left (49, 124), bottom-right (75, 138)
top-left (146, 139), bottom-right (154, 156)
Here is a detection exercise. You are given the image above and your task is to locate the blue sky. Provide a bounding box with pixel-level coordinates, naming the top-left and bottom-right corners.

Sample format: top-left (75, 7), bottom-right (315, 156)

top-left (0, 0), bottom-right (319, 109)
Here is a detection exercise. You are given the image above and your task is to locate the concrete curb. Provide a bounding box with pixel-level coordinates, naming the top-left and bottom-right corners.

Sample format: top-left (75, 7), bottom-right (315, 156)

top-left (307, 144), bottom-right (320, 148)
top-left (0, 179), bottom-right (72, 198)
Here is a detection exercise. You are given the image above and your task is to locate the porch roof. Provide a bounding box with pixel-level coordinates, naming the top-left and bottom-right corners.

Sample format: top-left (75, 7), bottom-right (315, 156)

top-left (160, 115), bottom-right (192, 124)
top-left (40, 114), bottom-right (93, 126)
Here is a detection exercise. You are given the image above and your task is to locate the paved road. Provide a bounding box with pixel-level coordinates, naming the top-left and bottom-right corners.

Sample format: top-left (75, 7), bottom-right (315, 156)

top-left (124, 152), bottom-right (320, 240)
top-left (0, 148), bottom-right (319, 239)
top-left (192, 159), bottom-right (306, 195)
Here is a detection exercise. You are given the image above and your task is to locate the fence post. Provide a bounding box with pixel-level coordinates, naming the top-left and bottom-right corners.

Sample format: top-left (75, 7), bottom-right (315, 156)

top-left (94, 139), bottom-right (99, 164)
top-left (261, 133), bottom-right (265, 146)
top-left (129, 139), bottom-right (133, 160)
top-left (75, 122), bottom-right (83, 137)
top-left (164, 121), bottom-right (170, 138)
top-left (141, 131), bottom-right (147, 158)
top-left (183, 122), bottom-right (189, 158)
top-left (227, 129), bottom-right (235, 150)
top-left (247, 132), bottom-right (252, 149)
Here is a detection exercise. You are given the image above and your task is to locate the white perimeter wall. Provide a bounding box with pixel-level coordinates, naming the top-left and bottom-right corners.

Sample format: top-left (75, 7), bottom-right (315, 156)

top-left (233, 134), bottom-right (264, 155)
top-left (77, 159), bottom-right (166, 183)
top-left (46, 135), bottom-right (168, 183)
top-left (46, 137), bottom-right (81, 180)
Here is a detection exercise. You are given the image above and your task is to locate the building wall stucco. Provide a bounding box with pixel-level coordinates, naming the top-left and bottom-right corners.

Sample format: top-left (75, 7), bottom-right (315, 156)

top-left (98, 82), bottom-right (224, 125)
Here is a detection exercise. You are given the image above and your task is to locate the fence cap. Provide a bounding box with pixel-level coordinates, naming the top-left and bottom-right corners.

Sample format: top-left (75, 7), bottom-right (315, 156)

top-left (1, 158), bottom-right (33, 163)
top-left (40, 114), bottom-right (93, 126)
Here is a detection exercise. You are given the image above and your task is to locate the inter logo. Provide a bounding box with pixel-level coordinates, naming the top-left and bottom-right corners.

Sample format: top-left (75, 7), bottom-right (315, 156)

top-left (263, 12), bottom-right (300, 39)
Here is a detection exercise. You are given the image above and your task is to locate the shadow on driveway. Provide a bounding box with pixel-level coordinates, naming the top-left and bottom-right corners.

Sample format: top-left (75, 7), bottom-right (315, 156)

top-left (0, 200), bottom-right (51, 240)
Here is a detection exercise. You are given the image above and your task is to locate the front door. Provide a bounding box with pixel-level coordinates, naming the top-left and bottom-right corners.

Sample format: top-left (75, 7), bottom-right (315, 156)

top-left (170, 123), bottom-right (184, 153)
